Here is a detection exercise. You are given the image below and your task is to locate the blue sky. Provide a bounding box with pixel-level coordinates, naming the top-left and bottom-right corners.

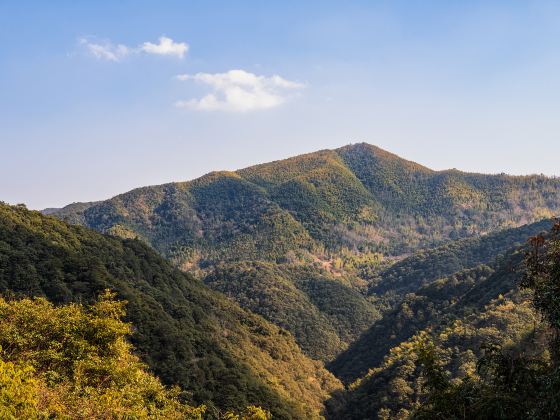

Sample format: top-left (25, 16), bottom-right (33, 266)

top-left (2, 1), bottom-right (560, 209)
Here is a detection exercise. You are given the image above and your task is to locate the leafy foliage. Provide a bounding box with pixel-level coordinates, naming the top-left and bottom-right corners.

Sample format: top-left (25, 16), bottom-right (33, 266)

top-left (0, 291), bottom-right (205, 419)
top-left (523, 221), bottom-right (560, 362)
top-left (412, 337), bottom-right (548, 420)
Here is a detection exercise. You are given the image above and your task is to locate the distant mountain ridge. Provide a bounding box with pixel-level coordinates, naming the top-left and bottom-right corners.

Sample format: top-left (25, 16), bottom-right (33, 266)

top-left (50, 143), bottom-right (560, 267)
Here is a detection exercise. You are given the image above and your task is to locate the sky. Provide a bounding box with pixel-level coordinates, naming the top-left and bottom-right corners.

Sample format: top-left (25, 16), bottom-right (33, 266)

top-left (1, 1), bottom-right (560, 209)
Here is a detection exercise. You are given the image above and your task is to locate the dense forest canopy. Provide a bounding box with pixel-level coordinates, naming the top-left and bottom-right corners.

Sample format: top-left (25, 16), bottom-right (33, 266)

top-left (0, 203), bottom-right (340, 419)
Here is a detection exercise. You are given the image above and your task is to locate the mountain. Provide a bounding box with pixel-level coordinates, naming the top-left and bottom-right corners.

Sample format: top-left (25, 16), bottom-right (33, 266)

top-left (51, 143), bottom-right (560, 265)
top-left (48, 143), bottom-right (560, 366)
top-left (0, 203), bottom-right (341, 419)
top-left (38, 144), bottom-right (560, 417)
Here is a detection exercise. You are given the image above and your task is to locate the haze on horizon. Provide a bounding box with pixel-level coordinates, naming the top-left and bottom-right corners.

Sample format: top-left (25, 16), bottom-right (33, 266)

top-left (2, 0), bottom-right (560, 210)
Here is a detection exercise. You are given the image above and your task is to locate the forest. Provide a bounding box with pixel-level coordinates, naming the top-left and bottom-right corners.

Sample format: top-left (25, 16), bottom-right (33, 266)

top-left (2, 144), bottom-right (560, 419)
top-left (0, 203), bottom-right (340, 419)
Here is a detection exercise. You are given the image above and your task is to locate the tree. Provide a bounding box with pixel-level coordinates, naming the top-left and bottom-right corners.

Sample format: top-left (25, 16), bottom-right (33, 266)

top-left (523, 220), bottom-right (560, 364)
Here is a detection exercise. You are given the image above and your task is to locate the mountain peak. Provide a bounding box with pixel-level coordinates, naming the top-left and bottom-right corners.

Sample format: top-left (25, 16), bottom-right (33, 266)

top-left (336, 142), bottom-right (433, 173)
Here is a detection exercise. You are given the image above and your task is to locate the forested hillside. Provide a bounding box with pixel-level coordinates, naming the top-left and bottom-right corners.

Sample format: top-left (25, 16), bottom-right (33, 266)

top-left (325, 219), bottom-right (560, 419)
top-left (367, 218), bottom-right (553, 310)
top-left (29, 144), bottom-right (560, 419)
top-left (51, 143), bottom-right (560, 266)
top-left (335, 222), bottom-right (560, 419)
top-left (204, 262), bottom-right (380, 361)
top-left (0, 203), bottom-right (341, 418)
top-left (330, 218), bottom-right (552, 385)
top-left (327, 286), bottom-right (542, 419)
top-left (47, 144), bottom-right (560, 380)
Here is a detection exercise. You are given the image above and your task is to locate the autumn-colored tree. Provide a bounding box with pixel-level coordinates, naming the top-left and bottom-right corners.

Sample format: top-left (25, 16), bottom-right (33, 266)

top-left (0, 291), bottom-right (205, 419)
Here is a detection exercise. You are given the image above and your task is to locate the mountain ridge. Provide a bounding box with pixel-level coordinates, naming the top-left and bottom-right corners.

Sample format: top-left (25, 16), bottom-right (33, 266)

top-left (49, 143), bottom-right (560, 261)
top-left (45, 142), bottom-right (557, 214)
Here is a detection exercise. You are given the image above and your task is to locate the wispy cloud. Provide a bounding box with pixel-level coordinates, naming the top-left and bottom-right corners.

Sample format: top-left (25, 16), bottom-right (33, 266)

top-left (79, 38), bottom-right (130, 62)
top-left (80, 36), bottom-right (188, 61)
top-left (175, 69), bottom-right (305, 112)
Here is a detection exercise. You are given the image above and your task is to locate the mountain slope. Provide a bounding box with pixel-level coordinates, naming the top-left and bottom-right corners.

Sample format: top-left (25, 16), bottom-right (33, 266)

top-left (0, 203), bottom-right (341, 418)
top-left (204, 261), bottom-right (380, 361)
top-left (52, 143), bottom-right (560, 266)
top-left (330, 218), bottom-right (553, 384)
top-left (47, 144), bottom-right (560, 380)
top-left (326, 232), bottom-right (547, 418)
top-left (327, 284), bottom-right (540, 419)
top-left (369, 218), bottom-right (554, 305)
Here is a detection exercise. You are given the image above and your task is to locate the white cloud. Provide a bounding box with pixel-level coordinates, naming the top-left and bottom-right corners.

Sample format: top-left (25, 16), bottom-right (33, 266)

top-left (80, 36), bottom-right (188, 61)
top-left (79, 38), bottom-right (130, 62)
top-left (141, 36), bottom-right (188, 58)
top-left (175, 69), bottom-right (305, 112)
